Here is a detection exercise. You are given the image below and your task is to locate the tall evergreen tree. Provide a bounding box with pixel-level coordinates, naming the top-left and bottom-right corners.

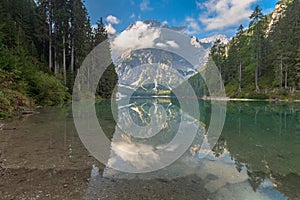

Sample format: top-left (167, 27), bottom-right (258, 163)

top-left (249, 5), bottom-right (264, 92)
top-left (210, 39), bottom-right (226, 90)
top-left (236, 25), bottom-right (245, 93)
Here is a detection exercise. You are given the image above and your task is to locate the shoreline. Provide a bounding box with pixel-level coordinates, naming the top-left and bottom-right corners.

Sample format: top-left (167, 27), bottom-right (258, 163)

top-left (1, 98), bottom-right (299, 122)
top-left (186, 96), bottom-right (300, 102)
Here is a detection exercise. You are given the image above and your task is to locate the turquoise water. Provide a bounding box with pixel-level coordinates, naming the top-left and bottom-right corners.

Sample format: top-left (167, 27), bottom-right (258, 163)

top-left (93, 99), bottom-right (300, 199)
top-left (1, 100), bottom-right (299, 199)
top-left (218, 101), bottom-right (300, 199)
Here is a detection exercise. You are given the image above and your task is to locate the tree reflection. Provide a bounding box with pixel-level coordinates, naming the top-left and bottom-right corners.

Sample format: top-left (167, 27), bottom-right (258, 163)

top-left (247, 169), bottom-right (266, 192)
top-left (217, 101), bottom-right (300, 198)
top-left (212, 137), bottom-right (227, 157)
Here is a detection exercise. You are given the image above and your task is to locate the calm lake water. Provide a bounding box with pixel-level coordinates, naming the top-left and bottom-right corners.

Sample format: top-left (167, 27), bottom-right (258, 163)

top-left (0, 100), bottom-right (299, 199)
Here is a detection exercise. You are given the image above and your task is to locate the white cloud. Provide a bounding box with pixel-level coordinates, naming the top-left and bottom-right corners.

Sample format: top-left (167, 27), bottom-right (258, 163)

top-left (166, 40), bottom-right (179, 48)
top-left (105, 24), bottom-right (117, 35)
top-left (140, 0), bottom-right (153, 11)
top-left (106, 15), bottom-right (120, 25)
top-left (185, 17), bottom-right (201, 35)
top-left (199, 0), bottom-right (258, 30)
top-left (109, 141), bottom-right (159, 170)
top-left (111, 21), bottom-right (161, 58)
top-left (162, 20), bottom-right (168, 26)
top-left (155, 40), bottom-right (179, 48)
top-left (105, 15), bottom-right (120, 35)
top-left (155, 42), bottom-right (168, 48)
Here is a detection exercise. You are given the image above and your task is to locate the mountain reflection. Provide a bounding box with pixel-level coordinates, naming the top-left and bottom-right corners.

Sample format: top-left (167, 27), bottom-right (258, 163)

top-left (93, 100), bottom-right (299, 199)
top-left (106, 97), bottom-right (206, 173)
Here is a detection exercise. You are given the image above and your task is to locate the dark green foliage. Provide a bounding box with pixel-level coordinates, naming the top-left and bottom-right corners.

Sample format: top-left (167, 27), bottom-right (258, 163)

top-left (28, 71), bottom-right (70, 105)
top-left (0, 0), bottom-right (118, 117)
top-left (92, 17), bottom-right (118, 99)
top-left (187, 72), bottom-right (208, 97)
top-left (97, 63), bottom-right (118, 99)
top-left (246, 93), bottom-right (269, 100)
top-left (267, 0), bottom-right (300, 90)
top-left (188, 1), bottom-right (299, 99)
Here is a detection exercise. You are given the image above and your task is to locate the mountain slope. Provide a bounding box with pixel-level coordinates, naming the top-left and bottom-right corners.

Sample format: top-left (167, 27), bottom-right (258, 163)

top-left (111, 20), bottom-right (212, 96)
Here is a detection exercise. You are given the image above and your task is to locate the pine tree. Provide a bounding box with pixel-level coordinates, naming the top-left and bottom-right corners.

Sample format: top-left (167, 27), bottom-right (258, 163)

top-left (210, 39), bottom-right (226, 90)
top-left (236, 25), bottom-right (245, 93)
top-left (249, 5), bottom-right (264, 92)
top-left (93, 17), bottom-right (107, 46)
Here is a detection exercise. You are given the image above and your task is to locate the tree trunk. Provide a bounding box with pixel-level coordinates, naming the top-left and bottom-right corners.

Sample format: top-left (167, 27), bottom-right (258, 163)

top-left (17, 25), bottom-right (20, 52)
top-left (48, 1), bottom-right (52, 71)
top-left (255, 27), bottom-right (260, 92)
top-left (238, 61), bottom-right (242, 93)
top-left (258, 34), bottom-right (262, 76)
top-left (255, 65), bottom-right (259, 92)
top-left (63, 34), bottom-right (67, 85)
top-left (54, 47), bottom-right (58, 75)
top-left (280, 55), bottom-right (283, 88)
top-left (252, 34), bottom-right (259, 93)
top-left (219, 65), bottom-right (223, 91)
top-left (71, 37), bottom-right (75, 73)
top-left (285, 65), bottom-right (288, 89)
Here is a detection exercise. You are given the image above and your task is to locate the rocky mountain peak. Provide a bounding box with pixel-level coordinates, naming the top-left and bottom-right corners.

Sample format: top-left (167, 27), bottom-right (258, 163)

top-left (266, 0), bottom-right (294, 35)
top-left (199, 34), bottom-right (229, 45)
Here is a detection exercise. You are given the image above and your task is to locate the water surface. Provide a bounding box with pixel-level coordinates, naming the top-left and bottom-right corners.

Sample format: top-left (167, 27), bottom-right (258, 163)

top-left (0, 100), bottom-right (299, 199)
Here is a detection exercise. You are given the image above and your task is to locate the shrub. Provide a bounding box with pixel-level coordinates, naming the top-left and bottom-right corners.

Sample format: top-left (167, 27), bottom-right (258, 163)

top-left (247, 92), bottom-right (269, 100)
top-left (29, 72), bottom-right (70, 105)
top-left (0, 89), bottom-right (31, 118)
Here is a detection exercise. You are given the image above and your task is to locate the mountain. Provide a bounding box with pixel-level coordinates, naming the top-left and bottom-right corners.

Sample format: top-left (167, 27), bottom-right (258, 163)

top-left (190, 34), bottom-right (229, 49)
top-left (199, 34), bottom-right (229, 45)
top-left (266, 0), bottom-right (294, 35)
top-left (111, 20), bottom-right (210, 96)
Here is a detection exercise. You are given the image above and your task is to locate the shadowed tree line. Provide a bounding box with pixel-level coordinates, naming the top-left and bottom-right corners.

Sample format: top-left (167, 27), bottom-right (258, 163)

top-left (0, 0), bottom-right (117, 117)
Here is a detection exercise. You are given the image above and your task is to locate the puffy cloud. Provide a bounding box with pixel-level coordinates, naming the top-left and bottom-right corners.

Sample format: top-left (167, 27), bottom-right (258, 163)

top-left (185, 17), bottom-right (201, 35)
top-left (199, 0), bottom-right (258, 30)
top-left (140, 0), bottom-right (153, 11)
top-left (155, 40), bottom-right (179, 48)
top-left (162, 21), bottom-right (168, 26)
top-left (105, 15), bottom-right (119, 35)
top-left (155, 43), bottom-right (168, 48)
top-left (111, 21), bottom-right (161, 58)
top-left (106, 15), bottom-right (120, 25)
top-left (166, 40), bottom-right (179, 48)
top-left (105, 24), bottom-right (117, 35)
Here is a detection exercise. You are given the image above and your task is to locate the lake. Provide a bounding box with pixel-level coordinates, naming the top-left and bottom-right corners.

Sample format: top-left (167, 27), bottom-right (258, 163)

top-left (0, 100), bottom-right (299, 199)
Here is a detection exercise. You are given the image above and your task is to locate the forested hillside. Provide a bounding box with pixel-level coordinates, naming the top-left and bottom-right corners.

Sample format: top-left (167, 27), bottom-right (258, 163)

top-left (189, 0), bottom-right (300, 99)
top-left (0, 0), bottom-right (117, 117)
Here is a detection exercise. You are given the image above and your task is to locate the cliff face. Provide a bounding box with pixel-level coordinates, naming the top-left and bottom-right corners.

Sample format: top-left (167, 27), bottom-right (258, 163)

top-left (266, 0), bottom-right (293, 35)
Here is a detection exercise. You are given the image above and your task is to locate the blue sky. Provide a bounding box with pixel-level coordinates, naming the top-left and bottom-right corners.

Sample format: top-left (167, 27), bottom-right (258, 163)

top-left (84, 0), bottom-right (278, 38)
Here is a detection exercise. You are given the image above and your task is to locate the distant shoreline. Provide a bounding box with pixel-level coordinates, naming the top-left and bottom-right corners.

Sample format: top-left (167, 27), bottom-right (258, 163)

top-left (118, 95), bottom-right (300, 102)
top-left (183, 96), bottom-right (300, 102)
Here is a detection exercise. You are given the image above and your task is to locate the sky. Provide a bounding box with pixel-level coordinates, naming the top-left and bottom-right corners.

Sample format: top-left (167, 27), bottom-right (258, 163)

top-left (84, 0), bottom-right (278, 39)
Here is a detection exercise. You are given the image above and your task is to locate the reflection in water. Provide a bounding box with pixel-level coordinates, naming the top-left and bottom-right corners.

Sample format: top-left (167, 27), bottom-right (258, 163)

top-left (106, 97), bottom-right (205, 173)
top-left (86, 100), bottom-right (300, 199)
top-left (218, 102), bottom-right (300, 199)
